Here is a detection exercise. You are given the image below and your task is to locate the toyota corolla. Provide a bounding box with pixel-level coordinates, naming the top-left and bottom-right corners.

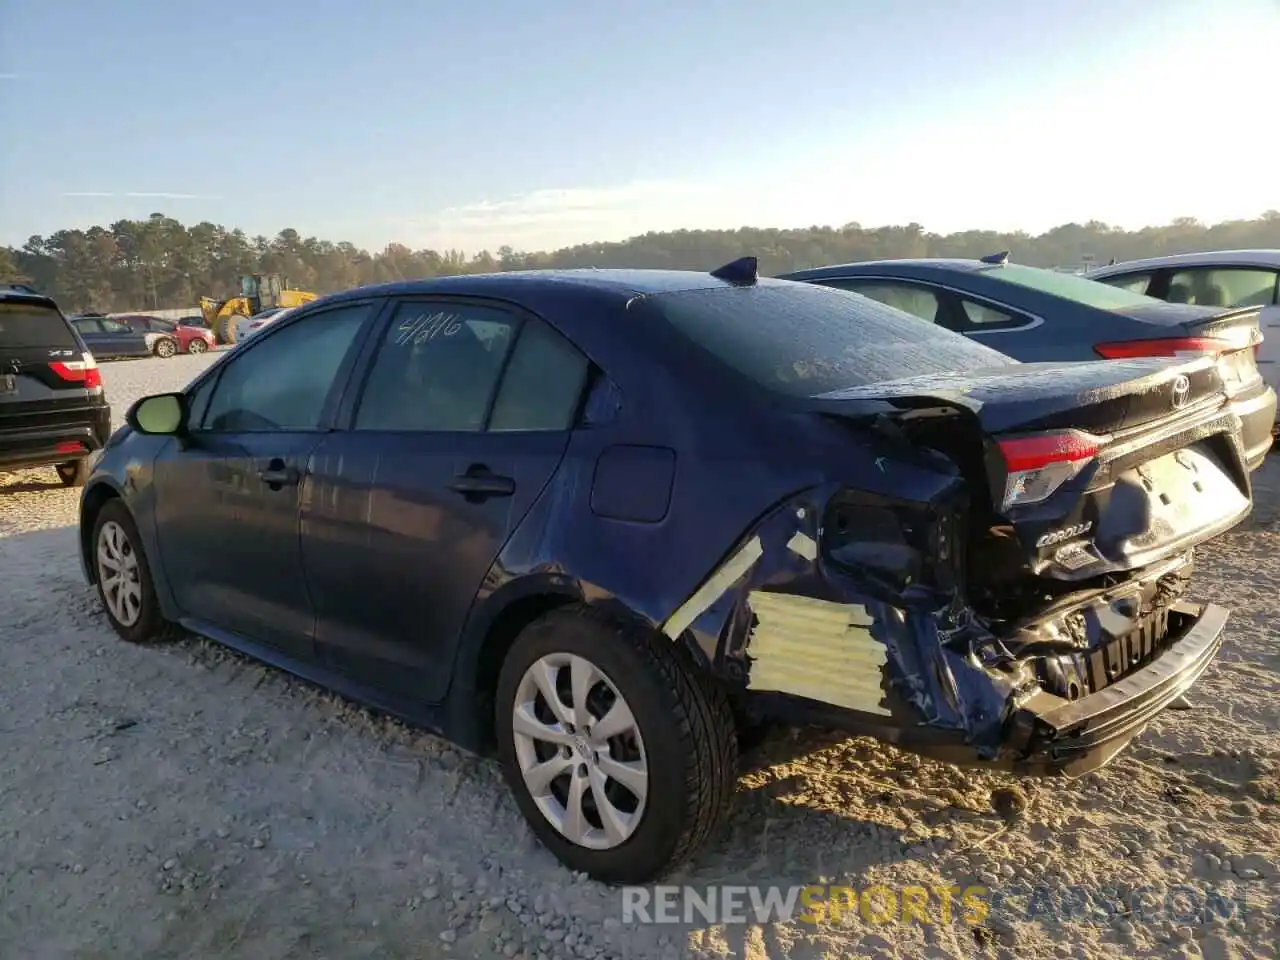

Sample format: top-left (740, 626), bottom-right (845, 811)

top-left (79, 260), bottom-right (1251, 883)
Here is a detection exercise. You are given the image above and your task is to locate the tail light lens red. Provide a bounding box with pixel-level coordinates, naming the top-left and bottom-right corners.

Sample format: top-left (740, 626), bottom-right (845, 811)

top-left (49, 353), bottom-right (103, 390)
top-left (1093, 337), bottom-right (1238, 359)
top-left (996, 430), bottom-right (1102, 510)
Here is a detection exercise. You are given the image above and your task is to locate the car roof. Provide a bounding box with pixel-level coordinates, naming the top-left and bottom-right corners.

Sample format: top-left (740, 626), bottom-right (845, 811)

top-left (315, 268), bottom-right (764, 308)
top-left (1088, 249), bottom-right (1280, 275)
top-left (0, 288), bottom-right (60, 311)
top-left (779, 258), bottom-right (990, 280)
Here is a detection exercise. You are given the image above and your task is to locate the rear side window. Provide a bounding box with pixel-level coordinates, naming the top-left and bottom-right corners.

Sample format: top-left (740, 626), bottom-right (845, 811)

top-left (645, 282), bottom-right (1014, 397)
top-left (489, 320), bottom-right (590, 431)
top-left (354, 301), bottom-right (519, 432)
top-left (0, 301), bottom-right (78, 349)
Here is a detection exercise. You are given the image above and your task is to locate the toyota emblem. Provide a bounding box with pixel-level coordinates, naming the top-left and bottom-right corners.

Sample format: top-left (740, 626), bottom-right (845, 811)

top-left (1171, 374), bottom-right (1191, 410)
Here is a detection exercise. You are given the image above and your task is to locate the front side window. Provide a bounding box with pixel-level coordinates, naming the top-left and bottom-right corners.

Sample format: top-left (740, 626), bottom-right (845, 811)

top-left (817, 279), bottom-right (944, 324)
top-left (201, 304), bottom-right (370, 432)
top-left (1095, 272), bottom-right (1153, 295)
top-left (1167, 267), bottom-right (1278, 308)
top-left (101, 319), bottom-right (132, 334)
top-left (354, 301), bottom-right (519, 432)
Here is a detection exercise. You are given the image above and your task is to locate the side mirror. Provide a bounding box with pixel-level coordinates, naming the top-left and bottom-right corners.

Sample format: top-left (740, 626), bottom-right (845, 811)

top-left (126, 392), bottom-right (188, 436)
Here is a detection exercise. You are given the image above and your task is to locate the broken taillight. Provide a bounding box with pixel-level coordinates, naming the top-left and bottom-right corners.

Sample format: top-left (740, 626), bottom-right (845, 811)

top-left (997, 430), bottom-right (1102, 511)
top-left (49, 354), bottom-right (102, 390)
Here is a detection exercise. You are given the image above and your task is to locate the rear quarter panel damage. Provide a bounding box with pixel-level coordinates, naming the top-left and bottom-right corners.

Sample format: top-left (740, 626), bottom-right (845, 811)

top-left (655, 471), bottom-right (1027, 759)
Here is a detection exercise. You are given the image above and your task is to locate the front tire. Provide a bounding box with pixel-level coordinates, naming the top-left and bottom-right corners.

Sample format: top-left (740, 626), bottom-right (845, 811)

top-left (55, 458), bottom-right (89, 487)
top-left (153, 337), bottom-right (177, 359)
top-left (91, 499), bottom-right (179, 644)
top-left (187, 338), bottom-right (208, 355)
top-left (495, 605), bottom-right (738, 884)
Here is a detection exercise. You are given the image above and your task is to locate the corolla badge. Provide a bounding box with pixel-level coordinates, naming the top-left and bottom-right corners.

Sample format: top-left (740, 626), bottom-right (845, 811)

top-left (1035, 521), bottom-right (1093, 549)
top-left (1171, 374), bottom-right (1191, 410)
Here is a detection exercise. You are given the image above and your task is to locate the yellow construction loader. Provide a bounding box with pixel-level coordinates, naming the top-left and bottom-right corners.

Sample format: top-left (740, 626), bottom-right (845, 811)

top-left (200, 274), bottom-right (318, 344)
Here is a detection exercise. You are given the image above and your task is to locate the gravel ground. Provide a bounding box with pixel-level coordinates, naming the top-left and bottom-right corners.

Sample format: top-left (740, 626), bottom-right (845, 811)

top-left (1, 354), bottom-right (1277, 960)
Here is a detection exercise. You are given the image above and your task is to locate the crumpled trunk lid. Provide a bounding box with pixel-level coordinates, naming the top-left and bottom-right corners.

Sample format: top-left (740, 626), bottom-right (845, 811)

top-left (807, 356), bottom-right (1226, 435)
top-left (806, 356), bottom-right (1252, 588)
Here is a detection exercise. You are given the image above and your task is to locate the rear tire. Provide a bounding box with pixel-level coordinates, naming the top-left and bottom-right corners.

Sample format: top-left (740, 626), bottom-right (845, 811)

top-left (55, 458), bottom-right (89, 487)
top-left (187, 338), bottom-right (208, 355)
top-left (153, 337), bottom-right (177, 359)
top-left (494, 605), bottom-right (738, 884)
top-left (91, 499), bottom-right (180, 644)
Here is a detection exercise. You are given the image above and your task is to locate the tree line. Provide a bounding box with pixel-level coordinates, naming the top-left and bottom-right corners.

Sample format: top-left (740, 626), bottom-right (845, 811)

top-left (3, 210), bottom-right (1279, 313)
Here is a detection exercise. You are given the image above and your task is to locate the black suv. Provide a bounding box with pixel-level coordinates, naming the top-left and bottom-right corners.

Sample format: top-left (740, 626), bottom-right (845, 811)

top-left (0, 285), bottom-right (112, 486)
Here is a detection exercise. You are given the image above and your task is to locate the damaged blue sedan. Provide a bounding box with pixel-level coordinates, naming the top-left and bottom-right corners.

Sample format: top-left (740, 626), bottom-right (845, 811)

top-left (79, 259), bottom-right (1250, 883)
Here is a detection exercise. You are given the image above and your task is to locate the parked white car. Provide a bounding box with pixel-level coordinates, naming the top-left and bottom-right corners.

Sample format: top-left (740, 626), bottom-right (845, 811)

top-left (1088, 250), bottom-right (1280, 408)
top-left (234, 306), bottom-right (296, 343)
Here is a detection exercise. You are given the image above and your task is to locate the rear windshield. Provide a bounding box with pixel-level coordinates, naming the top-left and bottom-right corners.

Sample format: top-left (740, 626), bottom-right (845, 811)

top-left (643, 282), bottom-right (1015, 397)
top-left (978, 263), bottom-right (1162, 310)
top-left (0, 301), bottom-right (78, 349)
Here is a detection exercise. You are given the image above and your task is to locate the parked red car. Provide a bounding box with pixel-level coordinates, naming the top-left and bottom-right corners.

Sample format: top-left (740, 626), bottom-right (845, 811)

top-left (118, 315), bottom-right (216, 355)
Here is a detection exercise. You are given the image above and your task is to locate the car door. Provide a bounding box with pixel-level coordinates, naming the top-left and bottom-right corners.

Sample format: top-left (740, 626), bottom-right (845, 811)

top-left (71, 318), bottom-right (109, 357)
top-left (99, 317), bottom-right (146, 356)
top-left (300, 297), bottom-right (591, 704)
top-left (149, 301), bottom-right (378, 659)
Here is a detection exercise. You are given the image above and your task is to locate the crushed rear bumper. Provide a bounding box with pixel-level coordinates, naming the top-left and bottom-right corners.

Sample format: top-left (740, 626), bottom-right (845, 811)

top-left (746, 600), bottom-right (1227, 778)
top-left (1000, 600), bottom-right (1226, 775)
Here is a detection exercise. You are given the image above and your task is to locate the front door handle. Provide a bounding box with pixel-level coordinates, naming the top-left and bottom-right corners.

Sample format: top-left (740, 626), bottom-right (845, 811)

top-left (258, 458), bottom-right (301, 489)
top-left (449, 464), bottom-right (515, 501)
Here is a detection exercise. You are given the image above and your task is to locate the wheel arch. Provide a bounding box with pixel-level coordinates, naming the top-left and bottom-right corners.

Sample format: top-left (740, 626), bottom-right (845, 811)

top-left (444, 575), bottom-right (670, 756)
top-left (79, 479), bottom-right (125, 584)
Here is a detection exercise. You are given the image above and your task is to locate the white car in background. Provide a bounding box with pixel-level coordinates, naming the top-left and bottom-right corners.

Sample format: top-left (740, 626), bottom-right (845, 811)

top-left (234, 306), bottom-right (296, 343)
top-left (1088, 249), bottom-right (1280, 409)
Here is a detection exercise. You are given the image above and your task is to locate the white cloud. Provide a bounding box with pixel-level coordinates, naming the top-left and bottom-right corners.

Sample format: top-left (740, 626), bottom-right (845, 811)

top-left (395, 180), bottom-right (750, 252)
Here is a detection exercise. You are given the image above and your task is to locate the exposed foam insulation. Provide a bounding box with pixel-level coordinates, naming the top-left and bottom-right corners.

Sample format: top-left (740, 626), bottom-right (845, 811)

top-left (745, 591), bottom-right (891, 716)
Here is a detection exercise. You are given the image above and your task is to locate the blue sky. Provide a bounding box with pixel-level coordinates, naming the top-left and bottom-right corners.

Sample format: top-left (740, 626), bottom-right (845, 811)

top-left (1, 0), bottom-right (1276, 253)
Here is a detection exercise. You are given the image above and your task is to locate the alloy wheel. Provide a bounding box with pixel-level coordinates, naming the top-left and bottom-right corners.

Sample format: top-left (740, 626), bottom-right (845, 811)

top-left (97, 520), bottom-right (142, 626)
top-left (511, 653), bottom-right (649, 850)
top-left (188, 339), bottom-right (208, 354)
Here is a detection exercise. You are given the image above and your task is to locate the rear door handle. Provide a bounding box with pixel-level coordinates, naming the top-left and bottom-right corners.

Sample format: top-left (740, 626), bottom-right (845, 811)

top-left (257, 458), bottom-right (301, 488)
top-left (449, 465), bottom-right (515, 501)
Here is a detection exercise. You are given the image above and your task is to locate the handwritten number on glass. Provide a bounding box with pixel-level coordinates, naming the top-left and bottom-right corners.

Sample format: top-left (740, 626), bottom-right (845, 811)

top-left (395, 311), bottom-right (463, 346)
